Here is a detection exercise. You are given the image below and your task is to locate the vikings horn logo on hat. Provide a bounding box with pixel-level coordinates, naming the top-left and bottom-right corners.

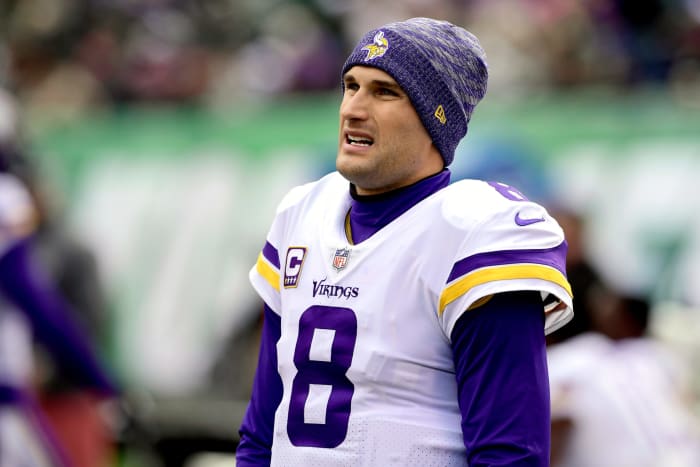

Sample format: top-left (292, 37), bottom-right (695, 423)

top-left (362, 31), bottom-right (389, 61)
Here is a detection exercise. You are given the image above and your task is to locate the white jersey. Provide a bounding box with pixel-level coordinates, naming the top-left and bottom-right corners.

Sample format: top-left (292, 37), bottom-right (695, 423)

top-left (249, 172), bottom-right (572, 466)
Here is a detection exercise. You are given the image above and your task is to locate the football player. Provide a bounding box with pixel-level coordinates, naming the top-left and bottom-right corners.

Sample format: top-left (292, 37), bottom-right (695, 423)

top-left (237, 17), bottom-right (572, 466)
top-left (0, 93), bottom-right (118, 466)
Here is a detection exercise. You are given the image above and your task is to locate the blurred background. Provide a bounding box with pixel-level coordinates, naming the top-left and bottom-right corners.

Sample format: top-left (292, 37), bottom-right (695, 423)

top-left (1, 0), bottom-right (700, 466)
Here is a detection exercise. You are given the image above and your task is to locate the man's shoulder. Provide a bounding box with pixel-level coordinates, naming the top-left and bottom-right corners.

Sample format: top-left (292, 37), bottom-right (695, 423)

top-left (442, 178), bottom-right (525, 206)
top-left (429, 178), bottom-right (564, 246)
top-left (276, 171), bottom-right (347, 214)
top-left (431, 178), bottom-right (520, 228)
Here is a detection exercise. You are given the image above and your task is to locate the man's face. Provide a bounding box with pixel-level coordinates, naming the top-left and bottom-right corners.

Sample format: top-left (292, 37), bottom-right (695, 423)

top-left (337, 66), bottom-right (443, 195)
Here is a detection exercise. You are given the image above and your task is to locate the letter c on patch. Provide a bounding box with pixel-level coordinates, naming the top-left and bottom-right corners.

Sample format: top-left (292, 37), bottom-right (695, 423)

top-left (284, 247), bottom-right (307, 288)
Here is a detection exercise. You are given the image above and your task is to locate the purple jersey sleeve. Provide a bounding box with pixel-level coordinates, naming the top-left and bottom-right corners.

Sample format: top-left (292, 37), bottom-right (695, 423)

top-left (236, 303), bottom-right (283, 466)
top-left (451, 291), bottom-right (550, 466)
top-left (0, 238), bottom-right (117, 395)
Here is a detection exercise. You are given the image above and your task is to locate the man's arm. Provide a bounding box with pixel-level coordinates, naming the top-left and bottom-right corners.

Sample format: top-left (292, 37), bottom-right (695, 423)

top-left (237, 303), bottom-right (283, 466)
top-left (451, 291), bottom-right (550, 467)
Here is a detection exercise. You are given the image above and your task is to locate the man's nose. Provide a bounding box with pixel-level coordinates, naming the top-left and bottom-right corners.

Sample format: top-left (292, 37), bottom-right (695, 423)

top-left (340, 92), bottom-right (369, 121)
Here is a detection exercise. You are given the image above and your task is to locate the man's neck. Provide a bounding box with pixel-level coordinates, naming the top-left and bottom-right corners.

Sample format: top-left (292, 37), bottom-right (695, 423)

top-left (347, 169), bottom-right (451, 244)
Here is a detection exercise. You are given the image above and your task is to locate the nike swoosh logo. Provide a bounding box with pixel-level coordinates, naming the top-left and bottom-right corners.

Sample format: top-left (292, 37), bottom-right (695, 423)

top-left (515, 211), bottom-right (545, 226)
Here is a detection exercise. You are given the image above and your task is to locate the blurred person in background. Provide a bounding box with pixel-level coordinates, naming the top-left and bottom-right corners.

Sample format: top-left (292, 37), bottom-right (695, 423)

top-left (546, 207), bottom-right (601, 345)
top-left (237, 17), bottom-right (573, 466)
top-left (0, 87), bottom-right (119, 467)
top-left (548, 284), bottom-right (700, 467)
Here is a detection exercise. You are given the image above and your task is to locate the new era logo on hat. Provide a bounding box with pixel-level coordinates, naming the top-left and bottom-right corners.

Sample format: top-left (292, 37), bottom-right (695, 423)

top-left (434, 105), bottom-right (447, 124)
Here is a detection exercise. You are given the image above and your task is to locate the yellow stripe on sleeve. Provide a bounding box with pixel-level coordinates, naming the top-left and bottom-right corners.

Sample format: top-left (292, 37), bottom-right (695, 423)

top-left (439, 264), bottom-right (572, 316)
top-left (256, 252), bottom-right (280, 292)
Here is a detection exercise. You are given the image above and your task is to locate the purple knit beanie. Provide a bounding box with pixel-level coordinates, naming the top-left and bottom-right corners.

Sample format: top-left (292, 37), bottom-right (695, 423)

top-left (341, 17), bottom-right (488, 167)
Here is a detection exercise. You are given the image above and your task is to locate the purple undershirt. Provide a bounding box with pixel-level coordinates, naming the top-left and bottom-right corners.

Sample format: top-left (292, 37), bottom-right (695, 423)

top-left (237, 170), bottom-right (550, 466)
top-left (347, 169), bottom-right (451, 244)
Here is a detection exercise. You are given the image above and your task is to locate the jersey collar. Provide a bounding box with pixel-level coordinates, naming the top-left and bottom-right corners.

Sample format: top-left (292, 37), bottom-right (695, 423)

top-left (347, 169), bottom-right (451, 244)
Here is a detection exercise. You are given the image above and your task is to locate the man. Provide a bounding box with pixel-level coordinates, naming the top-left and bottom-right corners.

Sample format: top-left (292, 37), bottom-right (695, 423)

top-left (237, 17), bottom-right (573, 466)
top-left (0, 169), bottom-right (119, 466)
top-left (548, 287), bottom-right (700, 467)
top-left (0, 93), bottom-right (118, 465)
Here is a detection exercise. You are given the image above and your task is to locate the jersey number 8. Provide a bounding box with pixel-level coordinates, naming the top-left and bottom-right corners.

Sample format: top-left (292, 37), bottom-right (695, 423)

top-left (287, 305), bottom-right (358, 448)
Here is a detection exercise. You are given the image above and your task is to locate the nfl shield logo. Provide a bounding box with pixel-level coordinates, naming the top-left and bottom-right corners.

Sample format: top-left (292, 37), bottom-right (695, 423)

top-left (332, 247), bottom-right (350, 271)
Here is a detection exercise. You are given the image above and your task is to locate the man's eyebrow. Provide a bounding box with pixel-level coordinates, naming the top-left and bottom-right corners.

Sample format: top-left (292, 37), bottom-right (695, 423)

top-left (371, 79), bottom-right (402, 90)
top-left (343, 74), bottom-right (401, 90)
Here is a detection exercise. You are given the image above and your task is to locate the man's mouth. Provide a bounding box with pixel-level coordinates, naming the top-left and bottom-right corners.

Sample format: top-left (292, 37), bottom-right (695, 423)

top-left (346, 134), bottom-right (374, 147)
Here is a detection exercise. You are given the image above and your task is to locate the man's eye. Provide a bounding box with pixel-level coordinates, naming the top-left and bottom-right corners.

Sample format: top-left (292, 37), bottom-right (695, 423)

top-left (378, 88), bottom-right (398, 96)
top-left (345, 83), bottom-right (359, 91)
